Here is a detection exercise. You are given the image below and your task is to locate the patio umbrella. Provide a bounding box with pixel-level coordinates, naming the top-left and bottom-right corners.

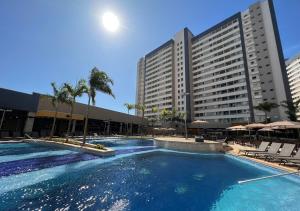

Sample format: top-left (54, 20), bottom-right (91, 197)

top-left (227, 125), bottom-right (247, 131)
top-left (258, 127), bottom-right (274, 132)
top-left (227, 125), bottom-right (247, 137)
top-left (266, 120), bottom-right (300, 129)
top-left (258, 127), bottom-right (274, 137)
top-left (245, 123), bottom-right (266, 129)
top-left (191, 120), bottom-right (208, 124)
top-left (266, 121), bottom-right (300, 139)
top-left (192, 120), bottom-right (208, 135)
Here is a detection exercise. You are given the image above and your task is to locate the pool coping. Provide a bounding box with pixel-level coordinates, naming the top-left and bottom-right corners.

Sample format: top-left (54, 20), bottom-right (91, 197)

top-left (154, 138), bottom-right (224, 153)
top-left (226, 151), bottom-right (299, 173)
top-left (23, 139), bottom-right (115, 157)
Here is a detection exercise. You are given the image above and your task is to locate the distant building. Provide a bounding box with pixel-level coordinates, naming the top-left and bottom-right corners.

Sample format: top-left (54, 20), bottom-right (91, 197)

top-left (286, 53), bottom-right (300, 119)
top-left (136, 0), bottom-right (291, 127)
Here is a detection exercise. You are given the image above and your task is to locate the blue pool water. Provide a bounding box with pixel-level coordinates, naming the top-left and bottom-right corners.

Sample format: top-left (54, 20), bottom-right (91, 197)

top-left (89, 138), bottom-right (156, 155)
top-left (0, 142), bottom-right (300, 210)
top-left (88, 138), bottom-right (154, 149)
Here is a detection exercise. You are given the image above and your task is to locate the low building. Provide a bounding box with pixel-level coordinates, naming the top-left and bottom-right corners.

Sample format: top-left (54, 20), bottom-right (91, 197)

top-left (0, 87), bottom-right (145, 138)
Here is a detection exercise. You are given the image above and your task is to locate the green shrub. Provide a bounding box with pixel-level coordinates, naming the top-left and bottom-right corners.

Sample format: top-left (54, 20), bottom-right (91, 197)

top-left (95, 144), bottom-right (106, 150)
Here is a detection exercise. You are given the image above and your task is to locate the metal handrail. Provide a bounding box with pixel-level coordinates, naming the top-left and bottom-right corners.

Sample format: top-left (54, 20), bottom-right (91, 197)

top-left (238, 171), bottom-right (300, 184)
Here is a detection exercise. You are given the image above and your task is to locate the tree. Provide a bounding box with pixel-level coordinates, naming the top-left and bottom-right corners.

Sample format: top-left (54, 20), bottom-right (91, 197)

top-left (135, 104), bottom-right (146, 135)
top-left (135, 104), bottom-right (146, 118)
top-left (49, 82), bottom-right (68, 140)
top-left (149, 106), bottom-right (158, 137)
top-left (281, 99), bottom-right (300, 121)
top-left (124, 103), bottom-right (135, 135)
top-left (159, 108), bottom-right (172, 126)
top-left (151, 106), bottom-right (158, 121)
top-left (177, 112), bottom-right (186, 123)
top-left (82, 67), bottom-right (115, 145)
top-left (254, 102), bottom-right (279, 123)
top-left (63, 79), bottom-right (87, 142)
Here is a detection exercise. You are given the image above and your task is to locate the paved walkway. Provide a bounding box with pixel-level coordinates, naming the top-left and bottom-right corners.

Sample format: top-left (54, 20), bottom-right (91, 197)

top-left (154, 136), bottom-right (218, 143)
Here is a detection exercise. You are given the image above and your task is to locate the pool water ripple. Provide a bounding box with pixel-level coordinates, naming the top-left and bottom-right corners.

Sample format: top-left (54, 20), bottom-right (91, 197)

top-left (0, 153), bottom-right (99, 177)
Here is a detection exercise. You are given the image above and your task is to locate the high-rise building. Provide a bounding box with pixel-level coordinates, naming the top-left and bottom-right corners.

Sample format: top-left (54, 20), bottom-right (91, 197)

top-left (286, 53), bottom-right (300, 119)
top-left (136, 0), bottom-right (291, 127)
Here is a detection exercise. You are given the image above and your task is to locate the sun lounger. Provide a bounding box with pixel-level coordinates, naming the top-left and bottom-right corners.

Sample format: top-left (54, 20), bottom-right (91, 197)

top-left (265, 143), bottom-right (295, 161)
top-left (280, 149), bottom-right (300, 165)
top-left (240, 141), bottom-right (270, 155)
top-left (252, 142), bottom-right (282, 158)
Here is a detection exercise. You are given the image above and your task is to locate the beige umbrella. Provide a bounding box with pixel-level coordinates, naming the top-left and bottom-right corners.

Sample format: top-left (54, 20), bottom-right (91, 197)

top-left (227, 125), bottom-right (247, 137)
top-left (258, 127), bottom-right (274, 132)
top-left (227, 125), bottom-right (247, 131)
top-left (166, 128), bottom-right (176, 131)
top-left (192, 120), bottom-right (208, 135)
top-left (192, 120), bottom-right (208, 124)
top-left (245, 123), bottom-right (266, 129)
top-left (266, 120), bottom-right (300, 128)
top-left (259, 127), bottom-right (274, 137)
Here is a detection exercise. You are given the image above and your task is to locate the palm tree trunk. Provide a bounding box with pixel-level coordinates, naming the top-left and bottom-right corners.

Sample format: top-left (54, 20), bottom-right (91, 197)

top-left (50, 106), bottom-right (58, 140)
top-left (66, 105), bottom-right (74, 142)
top-left (265, 112), bottom-right (268, 123)
top-left (126, 110), bottom-right (129, 136)
top-left (83, 95), bottom-right (91, 145)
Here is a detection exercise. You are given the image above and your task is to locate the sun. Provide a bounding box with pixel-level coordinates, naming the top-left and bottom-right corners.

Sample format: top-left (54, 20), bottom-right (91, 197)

top-left (102, 11), bottom-right (120, 32)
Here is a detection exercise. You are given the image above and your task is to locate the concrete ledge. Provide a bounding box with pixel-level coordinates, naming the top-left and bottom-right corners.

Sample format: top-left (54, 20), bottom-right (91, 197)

top-left (0, 140), bottom-right (24, 144)
top-left (23, 139), bottom-right (115, 157)
top-left (154, 139), bottom-right (224, 153)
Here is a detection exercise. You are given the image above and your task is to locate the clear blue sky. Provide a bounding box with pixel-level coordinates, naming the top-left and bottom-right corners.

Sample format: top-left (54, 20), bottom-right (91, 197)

top-left (1, 0), bottom-right (300, 114)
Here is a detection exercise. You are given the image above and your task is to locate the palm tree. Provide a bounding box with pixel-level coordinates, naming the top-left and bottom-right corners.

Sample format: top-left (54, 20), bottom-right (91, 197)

top-left (82, 67), bottom-right (115, 145)
top-left (135, 104), bottom-right (146, 118)
top-left (149, 106), bottom-right (159, 137)
top-left (159, 108), bottom-right (171, 126)
top-left (124, 103), bottom-right (135, 135)
top-left (281, 99), bottom-right (300, 121)
top-left (151, 106), bottom-right (158, 121)
top-left (49, 82), bottom-right (68, 140)
top-left (177, 112), bottom-right (186, 123)
top-left (135, 104), bottom-right (146, 135)
top-left (254, 102), bottom-right (279, 123)
top-left (63, 79), bottom-right (87, 141)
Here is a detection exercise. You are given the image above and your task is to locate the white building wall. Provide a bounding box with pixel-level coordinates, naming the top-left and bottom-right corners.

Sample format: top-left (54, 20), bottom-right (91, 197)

top-left (135, 58), bottom-right (145, 116)
top-left (191, 17), bottom-right (251, 125)
top-left (143, 41), bottom-right (174, 119)
top-left (287, 54), bottom-right (300, 119)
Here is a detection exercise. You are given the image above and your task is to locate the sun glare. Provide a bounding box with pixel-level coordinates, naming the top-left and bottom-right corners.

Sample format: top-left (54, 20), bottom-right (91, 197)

top-left (102, 11), bottom-right (120, 32)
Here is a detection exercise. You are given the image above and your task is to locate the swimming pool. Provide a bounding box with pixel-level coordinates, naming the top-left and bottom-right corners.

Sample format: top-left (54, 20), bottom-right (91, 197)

top-left (0, 141), bottom-right (300, 210)
top-left (88, 138), bottom-right (156, 154)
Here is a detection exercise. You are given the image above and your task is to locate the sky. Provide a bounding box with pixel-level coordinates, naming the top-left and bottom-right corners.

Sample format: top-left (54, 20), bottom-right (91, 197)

top-left (0, 0), bottom-right (300, 114)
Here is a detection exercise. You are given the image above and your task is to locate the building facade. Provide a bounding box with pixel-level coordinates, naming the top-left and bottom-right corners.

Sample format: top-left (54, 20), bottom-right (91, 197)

top-left (0, 88), bottom-right (145, 138)
top-left (136, 0), bottom-right (291, 127)
top-left (286, 53), bottom-right (300, 119)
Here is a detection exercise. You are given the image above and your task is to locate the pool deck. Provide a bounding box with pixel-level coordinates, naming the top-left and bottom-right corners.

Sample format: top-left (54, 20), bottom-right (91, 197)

top-left (228, 143), bottom-right (299, 173)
